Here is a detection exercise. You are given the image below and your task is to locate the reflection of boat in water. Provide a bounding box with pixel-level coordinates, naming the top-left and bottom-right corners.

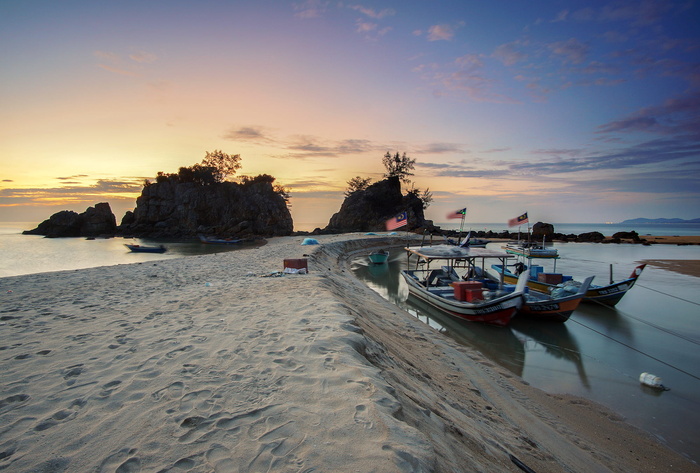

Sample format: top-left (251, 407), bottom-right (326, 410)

top-left (405, 293), bottom-right (525, 377)
top-left (511, 320), bottom-right (590, 389)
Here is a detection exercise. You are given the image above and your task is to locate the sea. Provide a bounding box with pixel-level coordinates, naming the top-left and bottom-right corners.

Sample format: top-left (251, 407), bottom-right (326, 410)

top-left (2, 221), bottom-right (700, 463)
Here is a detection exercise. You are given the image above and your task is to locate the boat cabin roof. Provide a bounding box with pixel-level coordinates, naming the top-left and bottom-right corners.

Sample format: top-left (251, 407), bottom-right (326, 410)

top-left (405, 245), bottom-right (513, 261)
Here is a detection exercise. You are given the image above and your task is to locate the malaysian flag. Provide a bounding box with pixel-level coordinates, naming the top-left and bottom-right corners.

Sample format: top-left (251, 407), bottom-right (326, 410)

top-left (386, 212), bottom-right (408, 230)
top-left (508, 212), bottom-right (529, 227)
top-left (446, 208), bottom-right (467, 219)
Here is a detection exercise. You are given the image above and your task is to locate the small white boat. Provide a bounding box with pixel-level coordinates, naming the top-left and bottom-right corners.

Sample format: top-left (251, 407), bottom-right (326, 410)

top-left (368, 250), bottom-right (389, 264)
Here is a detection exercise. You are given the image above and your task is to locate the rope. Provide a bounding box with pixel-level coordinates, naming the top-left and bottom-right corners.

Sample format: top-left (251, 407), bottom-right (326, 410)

top-left (567, 318), bottom-right (700, 382)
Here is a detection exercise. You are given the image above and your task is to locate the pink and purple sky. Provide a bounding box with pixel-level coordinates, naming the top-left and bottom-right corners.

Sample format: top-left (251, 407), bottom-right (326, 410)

top-left (2, 0), bottom-right (699, 229)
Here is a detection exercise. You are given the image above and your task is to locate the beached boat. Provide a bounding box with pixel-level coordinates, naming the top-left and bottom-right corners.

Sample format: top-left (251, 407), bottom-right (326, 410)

top-left (125, 244), bottom-right (167, 253)
top-left (198, 234), bottom-right (242, 245)
top-left (401, 245), bottom-right (528, 326)
top-left (491, 262), bottom-right (646, 307)
top-left (368, 249), bottom-right (389, 264)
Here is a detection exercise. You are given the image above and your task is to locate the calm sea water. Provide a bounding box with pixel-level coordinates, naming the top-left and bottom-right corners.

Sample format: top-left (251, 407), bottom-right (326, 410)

top-left (0, 223), bottom-right (262, 278)
top-left (351, 242), bottom-right (700, 463)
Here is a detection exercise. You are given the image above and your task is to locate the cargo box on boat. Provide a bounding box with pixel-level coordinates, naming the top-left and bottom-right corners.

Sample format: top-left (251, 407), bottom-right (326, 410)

top-left (538, 273), bottom-right (563, 284)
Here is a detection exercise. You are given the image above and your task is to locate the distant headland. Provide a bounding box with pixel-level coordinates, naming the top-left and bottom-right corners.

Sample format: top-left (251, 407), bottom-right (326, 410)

top-left (620, 217), bottom-right (700, 224)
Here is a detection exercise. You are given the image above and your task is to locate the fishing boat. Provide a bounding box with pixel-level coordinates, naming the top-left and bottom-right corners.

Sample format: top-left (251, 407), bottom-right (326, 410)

top-left (474, 265), bottom-right (594, 322)
top-left (125, 244), bottom-right (167, 253)
top-left (491, 262), bottom-right (646, 307)
top-left (368, 249), bottom-right (389, 264)
top-left (198, 234), bottom-right (242, 245)
top-left (502, 240), bottom-right (559, 258)
top-left (401, 245), bottom-right (528, 326)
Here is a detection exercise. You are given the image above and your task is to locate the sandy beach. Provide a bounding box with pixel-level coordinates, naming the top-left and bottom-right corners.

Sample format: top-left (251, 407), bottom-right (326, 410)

top-left (1, 234), bottom-right (698, 472)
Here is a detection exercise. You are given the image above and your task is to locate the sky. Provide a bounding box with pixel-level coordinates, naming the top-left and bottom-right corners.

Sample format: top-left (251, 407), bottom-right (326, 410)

top-left (2, 0), bottom-right (699, 230)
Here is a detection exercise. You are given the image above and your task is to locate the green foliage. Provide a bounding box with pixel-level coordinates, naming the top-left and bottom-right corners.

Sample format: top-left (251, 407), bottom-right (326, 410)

top-left (201, 150), bottom-right (242, 182)
top-left (382, 151), bottom-right (415, 183)
top-left (345, 176), bottom-right (372, 197)
top-left (406, 184), bottom-right (433, 209)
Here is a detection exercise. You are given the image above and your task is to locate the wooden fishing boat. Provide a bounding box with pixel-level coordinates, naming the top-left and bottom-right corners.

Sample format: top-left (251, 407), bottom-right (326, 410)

top-left (368, 249), bottom-right (389, 264)
top-left (401, 245), bottom-right (528, 326)
top-left (502, 241), bottom-right (559, 258)
top-left (125, 244), bottom-right (167, 253)
top-left (491, 262), bottom-right (645, 307)
top-left (198, 234), bottom-right (242, 244)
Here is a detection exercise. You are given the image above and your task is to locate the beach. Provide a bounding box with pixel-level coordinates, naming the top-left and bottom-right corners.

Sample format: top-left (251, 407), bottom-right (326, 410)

top-left (1, 234), bottom-right (698, 472)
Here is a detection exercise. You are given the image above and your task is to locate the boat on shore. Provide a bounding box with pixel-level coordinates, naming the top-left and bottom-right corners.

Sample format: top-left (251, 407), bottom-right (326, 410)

top-left (125, 244), bottom-right (167, 253)
top-left (198, 234), bottom-right (242, 245)
top-left (368, 249), bottom-right (389, 264)
top-left (401, 245), bottom-right (528, 326)
top-left (491, 262), bottom-right (645, 307)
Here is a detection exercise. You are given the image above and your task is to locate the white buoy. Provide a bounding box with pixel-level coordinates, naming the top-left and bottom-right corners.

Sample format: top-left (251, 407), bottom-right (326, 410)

top-left (639, 372), bottom-right (665, 390)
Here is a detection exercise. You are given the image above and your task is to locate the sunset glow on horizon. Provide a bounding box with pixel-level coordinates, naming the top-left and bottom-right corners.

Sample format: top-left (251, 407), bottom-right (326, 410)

top-left (2, 0), bottom-right (699, 228)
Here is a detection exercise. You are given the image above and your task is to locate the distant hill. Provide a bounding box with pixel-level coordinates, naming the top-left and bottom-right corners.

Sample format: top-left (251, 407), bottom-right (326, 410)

top-left (620, 217), bottom-right (700, 224)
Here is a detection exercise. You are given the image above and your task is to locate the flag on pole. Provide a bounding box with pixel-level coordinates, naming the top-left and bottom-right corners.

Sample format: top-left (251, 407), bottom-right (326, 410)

top-left (386, 212), bottom-right (408, 230)
top-left (446, 208), bottom-right (467, 219)
top-left (508, 212), bottom-right (529, 227)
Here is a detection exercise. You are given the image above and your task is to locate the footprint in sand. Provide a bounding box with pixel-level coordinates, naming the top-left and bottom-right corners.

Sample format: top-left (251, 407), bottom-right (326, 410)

top-left (353, 404), bottom-right (374, 429)
top-left (97, 448), bottom-right (140, 473)
top-left (151, 381), bottom-right (185, 401)
top-left (205, 445), bottom-right (237, 472)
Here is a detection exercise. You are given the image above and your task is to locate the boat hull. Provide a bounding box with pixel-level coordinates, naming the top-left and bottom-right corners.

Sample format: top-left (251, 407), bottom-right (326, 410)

top-left (401, 270), bottom-right (521, 326)
top-left (125, 244), bottom-right (166, 253)
top-left (519, 296), bottom-right (583, 322)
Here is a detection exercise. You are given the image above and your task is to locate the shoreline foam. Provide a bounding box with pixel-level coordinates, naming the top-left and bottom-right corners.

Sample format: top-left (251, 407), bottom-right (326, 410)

top-left (1, 234), bottom-right (697, 472)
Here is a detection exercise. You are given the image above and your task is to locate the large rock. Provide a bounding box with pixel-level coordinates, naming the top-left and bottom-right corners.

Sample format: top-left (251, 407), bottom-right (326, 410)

top-left (119, 179), bottom-right (293, 238)
top-left (531, 222), bottom-right (555, 242)
top-left (324, 176), bottom-right (428, 233)
top-left (23, 203), bottom-right (117, 238)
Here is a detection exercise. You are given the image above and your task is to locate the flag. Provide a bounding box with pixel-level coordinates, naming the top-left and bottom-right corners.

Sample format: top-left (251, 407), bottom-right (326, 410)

top-left (508, 212), bottom-right (529, 227)
top-left (386, 212), bottom-right (408, 230)
top-left (447, 208), bottom-right (467, 219)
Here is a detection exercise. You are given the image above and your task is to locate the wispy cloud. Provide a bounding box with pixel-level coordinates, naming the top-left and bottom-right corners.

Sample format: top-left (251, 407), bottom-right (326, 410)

top-left (427, 23), bottom-right (458, 42)
top-left (293, 0), bottom-right (330, 19)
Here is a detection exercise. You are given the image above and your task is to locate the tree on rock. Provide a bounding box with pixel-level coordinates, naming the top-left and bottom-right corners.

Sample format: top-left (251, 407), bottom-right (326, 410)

top-left (345, 176), bottom-right (373, 197)
top-left (383, 151), bottom-right (415, 183)
top-left (202, 150), bottom-right (241, 182)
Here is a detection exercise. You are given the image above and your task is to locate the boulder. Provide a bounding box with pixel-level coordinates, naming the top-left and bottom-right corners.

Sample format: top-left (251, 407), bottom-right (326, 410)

top-left (23, 203), bottom-right (117, 238)
top-left (324, 176), bottom-right (428, 233)
top-left (576, 231), bottom-right (606, 243)
top-left (118, 179), bottom-right (292, 238)
top-left (531, 222), bottom-right (555, 242)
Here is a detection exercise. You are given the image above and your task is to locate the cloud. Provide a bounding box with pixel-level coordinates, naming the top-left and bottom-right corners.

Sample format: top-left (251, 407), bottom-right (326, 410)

top-left (348, 5), bottom-right (396, 19)
top-left (548, 38), bottom-right (589, 64)
top-left (129, 50), bottom-right (157, 63)
top-left (427, 24), bottom-right (456, 42)
top-left (223, 126), bottom-right (275, 144)
top-left (413, 143), bottom-right (469, 154)
top-left (597, 91), bottom-right (700, 137)
top-left (0, 178), bottom-right (144, 207)
top-left (293, 0), bottom-right (330, 19)
top-left (493, 42), bottom-right (528, 66)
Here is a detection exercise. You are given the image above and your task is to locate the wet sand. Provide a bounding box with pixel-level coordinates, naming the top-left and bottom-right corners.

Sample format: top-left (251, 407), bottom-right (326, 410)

top-left (0, 233), bottom-right (697, 472)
